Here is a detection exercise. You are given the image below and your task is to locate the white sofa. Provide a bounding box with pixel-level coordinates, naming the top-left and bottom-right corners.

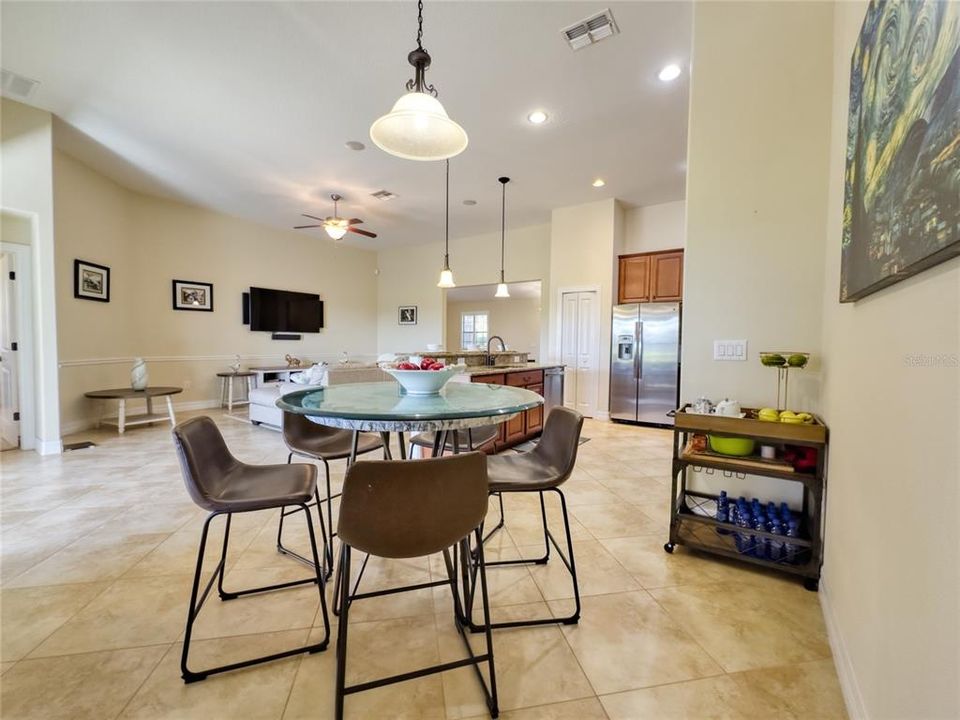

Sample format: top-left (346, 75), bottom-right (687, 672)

top-left (249, 365), bottom-right (391, 429)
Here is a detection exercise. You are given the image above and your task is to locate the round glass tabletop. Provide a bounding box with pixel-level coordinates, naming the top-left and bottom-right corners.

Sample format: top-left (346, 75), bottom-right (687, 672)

top-left (276, 381), bottom-right (543, 432)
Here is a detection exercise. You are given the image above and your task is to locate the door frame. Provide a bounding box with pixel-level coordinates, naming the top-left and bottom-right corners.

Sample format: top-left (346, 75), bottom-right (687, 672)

top-left (553, 284), bottom-right (601, 418)
top-left (0, 241), bottom-right (36, 451)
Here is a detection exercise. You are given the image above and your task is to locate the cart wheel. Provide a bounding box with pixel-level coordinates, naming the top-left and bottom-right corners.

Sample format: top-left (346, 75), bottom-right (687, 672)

top-left (803, 578), bottom-right (819, 592)
top-left (663, 543), bottom-right (675, 554)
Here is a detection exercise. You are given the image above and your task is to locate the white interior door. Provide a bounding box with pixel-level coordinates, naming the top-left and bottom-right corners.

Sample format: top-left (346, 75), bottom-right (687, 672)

top-left (575, 291), bottom-right (598, 416)
top-left (560, 290), bottom-right (599, 417)
top-left (0, 251), bottom-right (20, 450)
top-left (560, 293), bottom-right (579, 409)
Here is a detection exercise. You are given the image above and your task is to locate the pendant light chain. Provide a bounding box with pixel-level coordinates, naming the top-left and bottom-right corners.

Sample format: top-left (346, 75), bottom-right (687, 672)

top-left (444, 159), bottom-right (450, 268)
top-left (500, 179), bottom-right (507, 283)
top-left (416, 0), bottom-right (425, 51)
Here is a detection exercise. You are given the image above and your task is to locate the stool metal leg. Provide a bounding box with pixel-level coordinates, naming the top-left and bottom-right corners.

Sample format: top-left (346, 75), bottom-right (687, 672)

top-left (468, 487), bottom-right (580, 631)
top-left (335, 533), bottom-right (498, 720)
top-left (181, 505), bottom-right (330, 683)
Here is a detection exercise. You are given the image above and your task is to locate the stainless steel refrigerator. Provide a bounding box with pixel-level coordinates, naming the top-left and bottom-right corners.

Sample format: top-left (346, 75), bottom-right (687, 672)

top-left (610, 302), bottom-right (681, 426)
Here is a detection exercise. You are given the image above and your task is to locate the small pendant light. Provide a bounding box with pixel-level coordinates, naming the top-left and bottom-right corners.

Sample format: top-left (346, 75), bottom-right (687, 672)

top-left (495, 176), bottom-right (510, 298)
top-left (369, 0), bottom-right (468, 161)
top-left (437, 159), bottom-right (456, 288)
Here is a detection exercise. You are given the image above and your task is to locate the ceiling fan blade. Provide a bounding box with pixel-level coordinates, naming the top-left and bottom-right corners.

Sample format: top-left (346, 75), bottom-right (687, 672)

top-left (347, 218), bottom-right (364, 225)
top-left (293, 224), bottom-right (323, 229)
top-left (349, 227), bottom-right (377, 238)
top-left (301, 213), bottom-right (324, 221)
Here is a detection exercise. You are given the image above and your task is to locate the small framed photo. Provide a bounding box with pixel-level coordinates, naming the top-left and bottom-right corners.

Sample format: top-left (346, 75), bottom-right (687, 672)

top-left (74, 259), bottom-right (110, 302)
top-left (398, 305), bottom-right (418, 325)
top-left (172, 280), bottom-right (214, 312)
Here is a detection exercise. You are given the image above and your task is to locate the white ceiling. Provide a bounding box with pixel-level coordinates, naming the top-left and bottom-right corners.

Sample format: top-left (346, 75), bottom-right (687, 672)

top-left (2, 1), bottom-right (691, 249)
top-left (447, 280), bottom-right (541, 302)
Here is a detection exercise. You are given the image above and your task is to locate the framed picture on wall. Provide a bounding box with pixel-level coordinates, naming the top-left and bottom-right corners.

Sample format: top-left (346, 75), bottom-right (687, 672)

top-left (398, 305), bottom-right (418, 325)
top-left (840, 0), bottom-right (960, 301)
top-left (74, 259), bottom-right (110, 302)
top-left (172, 280), bottom-right (214, 311)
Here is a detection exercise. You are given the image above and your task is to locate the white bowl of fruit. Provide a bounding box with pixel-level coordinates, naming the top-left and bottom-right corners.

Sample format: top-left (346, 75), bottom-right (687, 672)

top-left (380, 358), bottom-right (466, 396)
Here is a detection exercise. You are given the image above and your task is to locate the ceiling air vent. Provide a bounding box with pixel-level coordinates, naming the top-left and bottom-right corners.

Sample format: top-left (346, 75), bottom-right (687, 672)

top-left (1, 69), bottom-right (40, 100)
top-left (561, 9), bottom-right (619, 50)
top-left (371, 190), bottom-right (397, 201)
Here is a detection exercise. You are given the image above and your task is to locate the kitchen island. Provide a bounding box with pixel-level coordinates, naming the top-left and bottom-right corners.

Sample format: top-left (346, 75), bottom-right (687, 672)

top-left (461, 364), bottom-right (564, 451)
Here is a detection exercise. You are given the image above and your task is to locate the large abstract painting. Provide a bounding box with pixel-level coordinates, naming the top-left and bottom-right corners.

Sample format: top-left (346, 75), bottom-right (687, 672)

top-left (842, 0), bottom-right (960, 301)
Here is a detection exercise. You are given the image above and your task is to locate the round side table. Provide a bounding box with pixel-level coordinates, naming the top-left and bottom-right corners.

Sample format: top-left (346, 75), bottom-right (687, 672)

top-left (216, 371), bottom-right (255, 414)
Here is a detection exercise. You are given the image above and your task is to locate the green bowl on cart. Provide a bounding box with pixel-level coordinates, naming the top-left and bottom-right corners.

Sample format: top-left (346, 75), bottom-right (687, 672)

top-left (708, 435), bottom-right (757, 457)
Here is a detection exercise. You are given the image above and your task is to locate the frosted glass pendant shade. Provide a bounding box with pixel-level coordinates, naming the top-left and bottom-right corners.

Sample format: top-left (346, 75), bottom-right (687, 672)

top-left (370, 92), bottom-right (468, 161)
top-left (437, 268), bottom-right (456, 288)
top-left (495, 282), bottom-right (510, 298)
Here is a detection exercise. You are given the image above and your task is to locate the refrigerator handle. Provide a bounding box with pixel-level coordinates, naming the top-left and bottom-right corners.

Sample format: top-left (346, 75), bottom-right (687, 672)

top-left (634, 321), bottom-right (643, 380)
top-left (637, 320), bottom-right (643, 380)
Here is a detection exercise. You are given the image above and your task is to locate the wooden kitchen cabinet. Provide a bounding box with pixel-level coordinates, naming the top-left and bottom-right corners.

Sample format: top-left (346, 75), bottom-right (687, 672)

top-left (618, 249), bottom-right (684, 303)
top-left (618, 254), bottom-right (651, 303)
top-left (470, 368), bottom-right (550, 451)
top-left (651, 251), bottom-right (684, 301)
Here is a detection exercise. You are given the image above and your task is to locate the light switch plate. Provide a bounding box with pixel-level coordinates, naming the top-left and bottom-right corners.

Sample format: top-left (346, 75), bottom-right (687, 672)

top-left (713, 339), bottom-right (748, 361)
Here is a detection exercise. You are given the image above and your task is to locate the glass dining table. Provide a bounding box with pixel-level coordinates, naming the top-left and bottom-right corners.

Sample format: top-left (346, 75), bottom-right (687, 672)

top-left (277, 380), bottom-right (544, 461)
top-left (277, 381), bottom-right (544, 613)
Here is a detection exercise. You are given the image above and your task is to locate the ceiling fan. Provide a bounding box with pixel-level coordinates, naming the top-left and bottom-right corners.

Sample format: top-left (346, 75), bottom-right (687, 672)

top-left (294, 194), bottom-right (378, 240)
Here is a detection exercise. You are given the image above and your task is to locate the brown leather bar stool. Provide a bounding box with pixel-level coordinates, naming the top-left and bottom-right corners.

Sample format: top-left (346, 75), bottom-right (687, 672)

top-left (335, 453), bottom-right (499, 720)
top-left (469, 406), bottom-right (585, 630)
top-left (279, 411), bottom-right (384, 575)
top-left (172, 416), bottom-right (330, 682)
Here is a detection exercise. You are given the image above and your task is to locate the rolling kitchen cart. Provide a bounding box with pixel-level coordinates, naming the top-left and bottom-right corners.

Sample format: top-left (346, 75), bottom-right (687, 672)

top-left (665, 406), bottom-right (828, 591)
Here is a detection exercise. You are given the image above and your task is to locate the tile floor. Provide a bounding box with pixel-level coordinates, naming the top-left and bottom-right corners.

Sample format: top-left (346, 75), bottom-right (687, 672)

top-left (0, 410), bottom-right (848, 719)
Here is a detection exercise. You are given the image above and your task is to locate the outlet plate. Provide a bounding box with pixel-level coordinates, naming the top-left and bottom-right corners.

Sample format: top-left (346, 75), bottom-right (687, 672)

top-left (713, 339), bottom-right (748, 361)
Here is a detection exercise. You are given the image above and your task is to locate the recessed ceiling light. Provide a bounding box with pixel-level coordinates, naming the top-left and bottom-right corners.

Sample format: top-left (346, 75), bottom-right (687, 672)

top-left (527, 110), bottom-right (548, 125)
top-left (345, 140), bottom-right (366, 151)
top-left (658, 64), bottom-right (682, 82)
top-left (592, 178), bottom-right (606, 188)
top-left (463, 199), bottom-right (477, 206)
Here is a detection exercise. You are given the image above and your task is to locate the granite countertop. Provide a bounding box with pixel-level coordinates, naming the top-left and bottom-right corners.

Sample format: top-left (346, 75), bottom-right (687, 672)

top-left (462, 363), bottom-right (564, 377)
top-left (402, 350), bottom-right (527, 357)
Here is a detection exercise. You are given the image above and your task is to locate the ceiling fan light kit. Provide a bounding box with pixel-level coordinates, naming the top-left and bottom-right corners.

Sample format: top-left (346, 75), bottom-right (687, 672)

top-left (293, 193), bottom-right (378, 241)
top-left (370, 1), bottom-right (467, 161)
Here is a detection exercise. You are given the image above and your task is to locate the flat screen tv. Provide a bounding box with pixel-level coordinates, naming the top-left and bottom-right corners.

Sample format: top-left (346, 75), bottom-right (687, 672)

top-left (249, 287), bottom-right (323, 333)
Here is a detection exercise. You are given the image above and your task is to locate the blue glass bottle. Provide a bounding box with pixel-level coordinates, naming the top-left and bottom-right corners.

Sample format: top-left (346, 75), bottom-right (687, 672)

top-left (768, 520), bottom-right (783, 561)
top-left (784, 519), bottom-right (800, 564)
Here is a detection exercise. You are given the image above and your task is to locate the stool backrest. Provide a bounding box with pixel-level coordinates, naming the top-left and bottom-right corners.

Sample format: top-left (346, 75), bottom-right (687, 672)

top-left (338, 452), bottom-right (489, 559)
top-left (172, 416), bottom-right (239, 511)
top-left (282, 410), bottom-right (338, 447)
top-left (531, 406), bottom-right (585, 485)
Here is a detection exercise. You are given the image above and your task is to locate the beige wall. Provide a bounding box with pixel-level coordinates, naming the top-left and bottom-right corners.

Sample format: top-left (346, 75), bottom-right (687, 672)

top-left (623, 200), bottom-right (686, 254)
top-left (549, 198), bottom-right (621, 417)
top-left (445, 295), bottom-right (541, 358)
top-left (0, 98), bottom-right (61, 451)
top-left (682, 2), bottom-right (832, 413)
top-left (818, 3), bottom-right (960, 718)
top-left (53, 150), bottom-right (379, 433)
top-left (376, 224), bottom-right (551, 355)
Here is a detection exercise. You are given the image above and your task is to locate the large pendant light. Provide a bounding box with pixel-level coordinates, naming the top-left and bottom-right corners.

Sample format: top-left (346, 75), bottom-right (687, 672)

top-left (495, 176), bottom-right (510, 298)
top-left (370, 0), bottom-right (468, 161)
top-left (437, 159), bottom-right (456, 288)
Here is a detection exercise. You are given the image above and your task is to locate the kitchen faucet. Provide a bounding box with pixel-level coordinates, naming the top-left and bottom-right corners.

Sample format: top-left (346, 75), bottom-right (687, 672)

top-left (486, 336), bottom-right (506, 366)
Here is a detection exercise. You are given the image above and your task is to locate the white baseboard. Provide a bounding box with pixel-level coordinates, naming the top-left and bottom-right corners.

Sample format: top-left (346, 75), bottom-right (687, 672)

top-left (35, 437), bottom-right (63, 455)
top-left (818, 577), bottom-right (867, 720)
top-left (593, 410), bottom-right (611, 421)
top-left (60, 398), bottom-right (222, 436)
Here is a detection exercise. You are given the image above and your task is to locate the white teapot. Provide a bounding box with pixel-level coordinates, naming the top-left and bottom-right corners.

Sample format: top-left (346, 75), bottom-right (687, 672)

top-left (714, 398), bottom-right (741, 417)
